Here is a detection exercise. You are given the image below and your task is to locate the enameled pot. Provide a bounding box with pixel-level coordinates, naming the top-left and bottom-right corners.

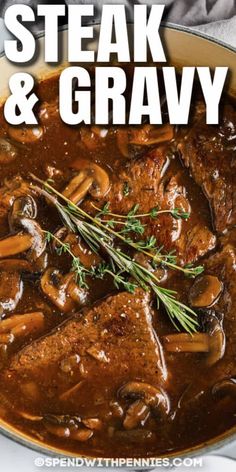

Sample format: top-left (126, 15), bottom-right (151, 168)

top-left (0, 23), bottom-right (235, 461)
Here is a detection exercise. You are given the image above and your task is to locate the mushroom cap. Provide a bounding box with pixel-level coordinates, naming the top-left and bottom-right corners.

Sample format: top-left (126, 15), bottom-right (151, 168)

top-left (119, 381), bottom-right (170, 417)
top-left (70, 159), bottom-right (110, 199)
top-left (189, 275), bottom-right (223, 308)
top-left (19, 218), bottom-right (46, 260)
top-left (129, 124), bottom-right (174, 146)
top-left (123, 400), bottom-right (150, 430)
top-left (203, 313), bottom-right (226, 366)
top-left (41, 268), bottom-right (88, 313)
top-left (0, 233), bottom-right (33, 258)
top-left (163, 312), bottom-right (225, 366)
top-left (9, 196), bottom-right (38, 232)
top-left (212, 378), bottom-right (236, 397)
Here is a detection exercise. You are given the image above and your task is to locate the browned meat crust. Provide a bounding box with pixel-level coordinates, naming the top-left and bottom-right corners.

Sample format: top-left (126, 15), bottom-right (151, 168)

top-left (85, 147), bottom-right (216, 265)
top-left (179, 104), bottom-right (236, 233)
top-left (3, 289), bottom-right (167, 415)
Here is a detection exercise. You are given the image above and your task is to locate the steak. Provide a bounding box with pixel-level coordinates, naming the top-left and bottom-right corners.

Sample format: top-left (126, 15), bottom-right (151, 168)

top-left (178, 104), bottom-right (236, 233)
top-left (3, 289), bottom-right (167, 415)
top-left (86, 147), bottom-right (216, 265)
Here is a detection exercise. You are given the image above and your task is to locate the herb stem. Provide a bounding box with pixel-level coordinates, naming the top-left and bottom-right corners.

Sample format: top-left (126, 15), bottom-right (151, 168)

top-left (30, 176), bottom-right (202, 277)
top-left (30, 174), bottom-right (201, 333)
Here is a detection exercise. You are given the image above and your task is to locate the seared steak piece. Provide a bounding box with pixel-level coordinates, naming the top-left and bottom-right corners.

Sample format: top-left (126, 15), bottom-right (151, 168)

top-left (3, 289), bottom-right (167, 416)
top-left (179, 104), bottom-right (236, 233)
top-left (86, 147), bottom-right (216, 265)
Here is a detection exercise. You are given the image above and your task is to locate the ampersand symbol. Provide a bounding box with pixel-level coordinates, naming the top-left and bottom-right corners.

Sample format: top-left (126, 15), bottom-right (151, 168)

top-left (4, 72), bottom-right (39, 125)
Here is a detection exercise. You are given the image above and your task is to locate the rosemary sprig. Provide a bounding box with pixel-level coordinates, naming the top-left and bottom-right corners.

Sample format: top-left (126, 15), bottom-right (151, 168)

top-left (38, 182), bottom-right (202, 277)
top-left (31, 175), bottom-right (200, 333)
top-left (86, 202), bottom-right (202, 276)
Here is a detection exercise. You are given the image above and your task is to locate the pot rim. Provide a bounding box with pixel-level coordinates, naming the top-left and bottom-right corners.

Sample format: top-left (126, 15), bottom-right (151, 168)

top-left (0, 21), bottom-right (236, 462)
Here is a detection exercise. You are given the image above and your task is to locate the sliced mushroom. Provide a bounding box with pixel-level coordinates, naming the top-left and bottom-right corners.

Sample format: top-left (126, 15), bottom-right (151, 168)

top-left (9, 195), bottom-right (37, 231)
top-left (82, 418), bottom-right (103, 431)
top-left (119, 381), bottom-right (170, 417)
top-left (63, 159), bottom-right (110, 204)
top-left (0, 312), bottom-right (44, 341)
top-left (0, 259), bottom-right (34, 273)
top-left (44, 414), bottom-right (81, 425)
top-left (212, 378), bottom-right (236, 398)
top-left (17, 411), bottom-right (43, 422)
top-left (207, 317), bottom-right (226, 366)
top-left (0, 270), bottom-right (23, 312)
top-left (0, 218), bottom-right (46, 262)
top-left (41, 268), bottom-right (87, 312)
top-left (63, 172), bottom-right (94, 204)
top-left (44, 415), bottom-right (93, 442)
top-left (189, 275), bottom-right (223, 308)
top-left (163, 316), bottom-right (225, 366)
top-left (53, 228), bottom-right (101, 269)
top-left (129, 124), bottom-right (174, 146)
top-left (7, 125), bottom-right (43, 143)
top-left (133, 253), bottom-right (167, 283)
top-left (109, 400), bottom-right (124, 419)
top-left (18, 219), bottom-right (46, 260)
top-left (0, 138), bottom-right (17, 164)
top-left (0, 233), bottom-right (32, 258)
top-left (44, 422), bottom-right (71, 438)
top-left (69, 428), bottom-right (93, 442)
top-left (123, 400), bottom-right (150, 430)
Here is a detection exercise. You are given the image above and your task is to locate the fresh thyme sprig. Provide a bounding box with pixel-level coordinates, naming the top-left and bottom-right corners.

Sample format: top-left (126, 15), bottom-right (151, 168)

top-left (88, 202), bottom-right (201, 276)
top-left (31, 175), bottom-right (201, 333)
top-left (45, 230), bottom-right (89, 289)
top-left (50, 192), bottom-right (202, 277)
top-left (45, 231), bottom-right (138, 294)
top-left (91, 202), bottom-right (190, 221)
top-left (36, 174), bottom-right (201, 277)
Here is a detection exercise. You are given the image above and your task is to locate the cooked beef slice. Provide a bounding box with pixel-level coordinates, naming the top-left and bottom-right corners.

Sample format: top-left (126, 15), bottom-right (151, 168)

top-left (3, 289), bottom-right (167, 415)
top-left (178, 104), bottom-right (236, 233)
top-left (85, 147), bottom-right (216, 265)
